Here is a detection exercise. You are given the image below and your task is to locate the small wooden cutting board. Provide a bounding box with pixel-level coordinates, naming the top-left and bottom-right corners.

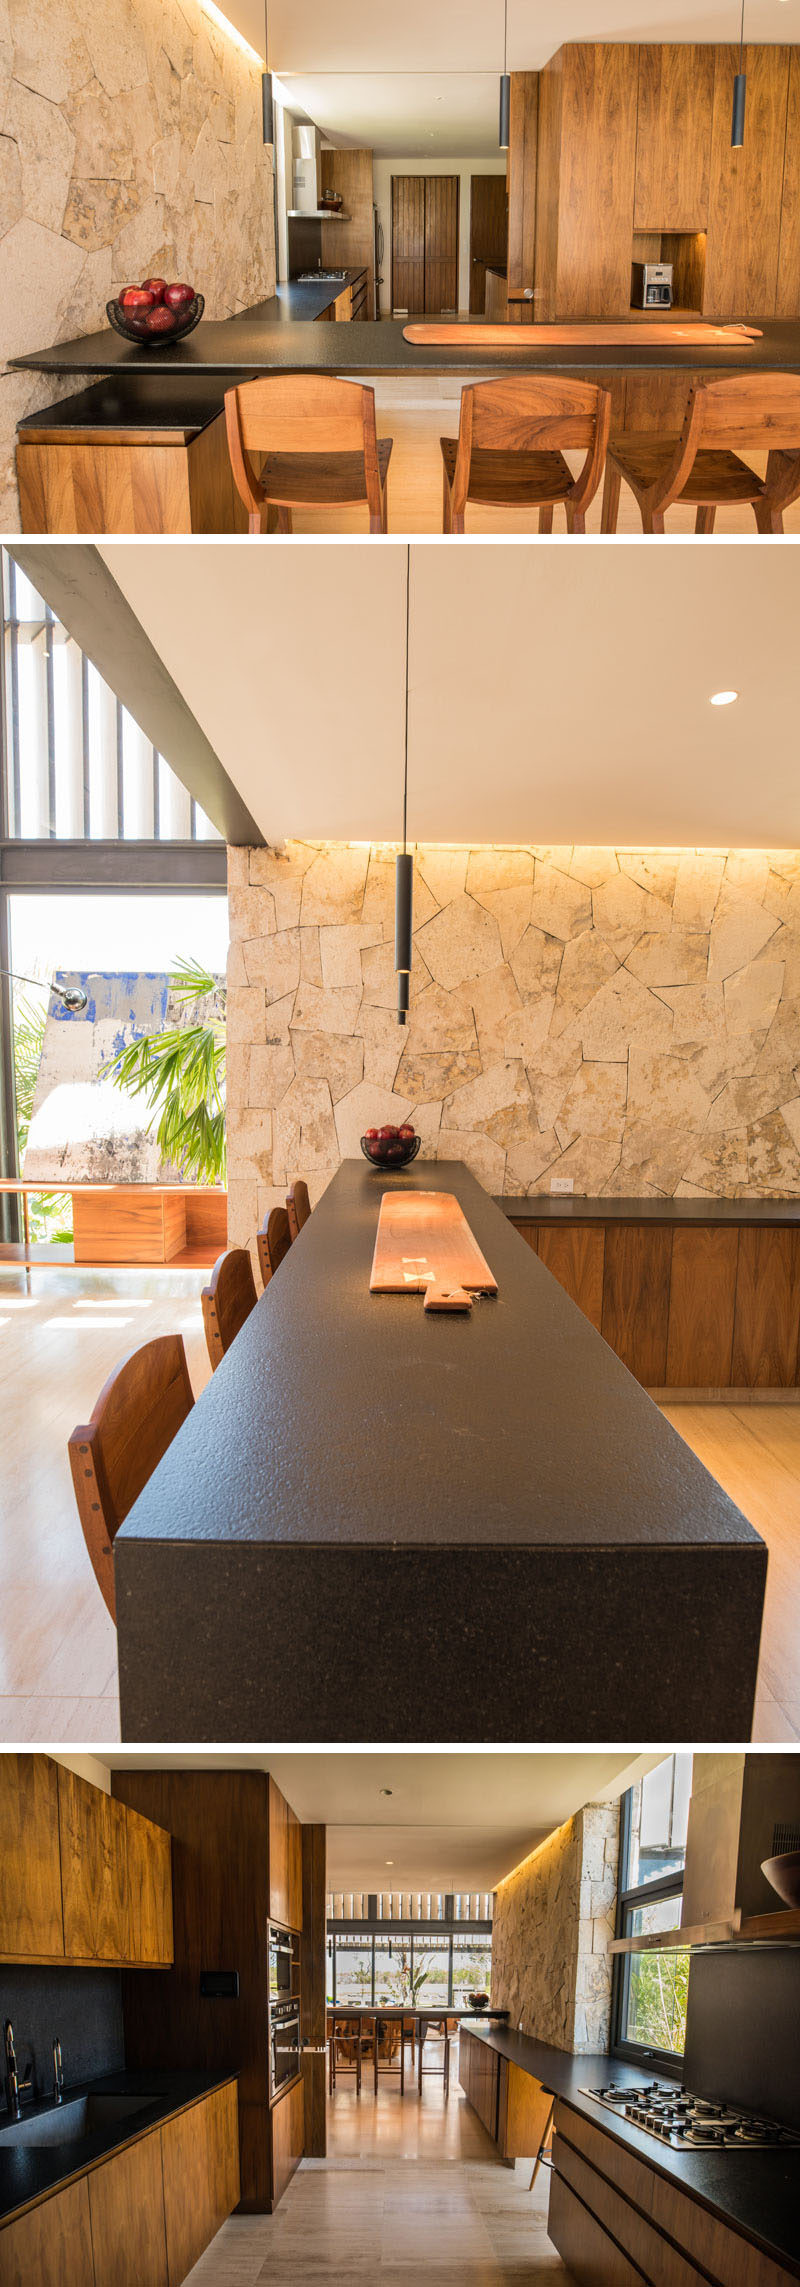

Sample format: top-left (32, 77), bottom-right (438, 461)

top-left (370, 1190), bottom-right (498, 1295)
top-left (403, 321), bottom-right (762, 349)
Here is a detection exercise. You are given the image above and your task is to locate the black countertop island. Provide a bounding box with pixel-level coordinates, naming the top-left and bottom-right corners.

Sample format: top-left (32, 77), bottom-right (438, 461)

top-left (114, 1159), bottom-right (765, 1742)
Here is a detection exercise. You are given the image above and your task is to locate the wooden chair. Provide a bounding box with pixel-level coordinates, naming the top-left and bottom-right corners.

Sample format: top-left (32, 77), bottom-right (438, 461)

top-left (373, 2010), bottom-right (405, 2092)
top-left (440, 377), bottom-right (611, 534)
top-left (329, 2011), bottom-right (373, 2093)
top-left (257, 1205), bottom-right (291, 1287)
top-left (417, 2014), bottom-right (459, 2098)
top-left (224, 374), bottom-right (393, 533)
top-left (601, 372), bottom-right (800, 534)
top-left (68, 1335), bottom-right (194, 1621)
top-left (286, 1179), bottom-right (311, 1242)
top-left (201, 1246), bottom-right (258, 1370)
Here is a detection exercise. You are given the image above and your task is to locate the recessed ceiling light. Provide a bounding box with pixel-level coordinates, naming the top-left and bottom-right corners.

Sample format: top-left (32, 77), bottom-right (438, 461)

top-left (710, 690), bottom-right (739, 706)
top-left (386, 1859), bottom-right (394, 1866)
top-left (379, 1787), bottom-right (393, 1797)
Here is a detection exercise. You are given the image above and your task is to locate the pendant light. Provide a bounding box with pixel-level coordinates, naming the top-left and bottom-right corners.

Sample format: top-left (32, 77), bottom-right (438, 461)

top-left (731, 0), bottom-right (746, 147)
top-left (499, 0), bottom-right (511, 149)
top-left (261, 0), bottom-right (273, 144)
top-left (395, 548), bottom-right (413, 1028)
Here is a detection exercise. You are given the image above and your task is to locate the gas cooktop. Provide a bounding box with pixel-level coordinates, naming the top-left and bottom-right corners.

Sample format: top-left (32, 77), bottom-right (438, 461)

top-left (296, 271), bottom-right (347, 283)
top-left (579, 2081), bottom-right (800, 2153)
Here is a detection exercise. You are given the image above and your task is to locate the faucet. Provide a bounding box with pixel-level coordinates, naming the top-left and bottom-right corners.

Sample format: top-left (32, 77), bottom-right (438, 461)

top-left (53, 2038), bottom-right (64, 2104)
top-left (3, 2022), bottom-right (32, 2122)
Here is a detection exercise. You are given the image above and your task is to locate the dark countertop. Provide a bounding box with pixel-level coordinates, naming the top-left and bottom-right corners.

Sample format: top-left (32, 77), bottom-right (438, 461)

top-left (240, 272), bottom-right (367, 326)
top-left (0, 2067), bottom-right (235, 2226)
top-left (462, 2028), bottom-right (800, 2279)
top-left (13, 313), bottom-right (800, 384)
top-left (496, 1194), bottom-right (800, 1226)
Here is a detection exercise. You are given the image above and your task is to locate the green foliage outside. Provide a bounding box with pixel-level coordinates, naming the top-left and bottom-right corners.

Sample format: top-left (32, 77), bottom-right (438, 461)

top-left (103, 958), bottom-right (226, 1186)
top-left (627, 1948), bottom-right (689, 2056)
top-left (13, 994), bottom-right (72, 1242)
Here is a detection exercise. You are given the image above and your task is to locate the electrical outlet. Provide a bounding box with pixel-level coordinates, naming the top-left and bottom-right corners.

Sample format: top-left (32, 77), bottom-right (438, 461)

top-left (550, 1176), bottom-right (574, 1195)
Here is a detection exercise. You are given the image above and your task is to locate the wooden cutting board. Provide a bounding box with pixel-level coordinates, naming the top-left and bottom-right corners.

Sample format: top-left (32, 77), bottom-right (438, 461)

top-left (403, 321), bottom-right (762, 349)
top-left (370, 1191), bottom-right (498, 1295)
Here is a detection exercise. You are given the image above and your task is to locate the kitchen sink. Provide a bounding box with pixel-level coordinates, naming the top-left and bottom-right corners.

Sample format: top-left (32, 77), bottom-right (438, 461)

top-left (0, 2092), bottom-right (159, 2148)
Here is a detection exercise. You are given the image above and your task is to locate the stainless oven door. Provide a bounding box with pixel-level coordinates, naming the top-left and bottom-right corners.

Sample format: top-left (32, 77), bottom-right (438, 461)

top-left (271, 2013), bottom-right (300, 2094)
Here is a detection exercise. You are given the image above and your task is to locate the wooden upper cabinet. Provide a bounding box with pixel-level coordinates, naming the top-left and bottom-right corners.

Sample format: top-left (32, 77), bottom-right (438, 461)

top-left (634, 45), bottom-right (714, 231)
top-left (0, 1755), bottom-right (64, 1960)
top-left (704, 45), bottom-right (790, 314)
top-left (58, 1764), bottom-right (129, 1963)
top-left (601, 1225), bottom-right (672, 1387)
top-left (268, 1776), bottom-right (302, 1932)
top-left (125, 1804), bottom-right (173, 1965)
top-left (777, 47), bottom-right (800, 317)
top-left (538, 45), bottom-right (640, 318)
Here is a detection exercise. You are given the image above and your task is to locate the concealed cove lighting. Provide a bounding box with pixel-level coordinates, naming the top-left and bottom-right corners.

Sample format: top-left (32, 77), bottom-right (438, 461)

top-left (732, 0), bottom-right (747, 145)
top-left (200, 0), bottom-right (263, 68)
top-left (395, 547), bottom-right (414, 1027)
top-left (499, 0), bottom-right (511, 148)
top-left (710, 689), bottom-right (739, 705)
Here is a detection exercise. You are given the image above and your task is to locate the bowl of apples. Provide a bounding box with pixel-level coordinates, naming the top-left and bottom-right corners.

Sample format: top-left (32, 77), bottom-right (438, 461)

top-left (361, 1125), bottom-right (420, 1170)
top-left (107, 278), bottom-right (204, 346)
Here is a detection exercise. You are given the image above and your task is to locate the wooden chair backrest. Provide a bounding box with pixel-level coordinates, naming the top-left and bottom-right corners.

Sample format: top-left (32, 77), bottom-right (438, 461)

top-left (692, 371), bottom-right (800, 452)
top-left (227, 372), bottom-right (378, 457)
top-left (257, 1205), bottom-right (292, 1286)
top-left (68, 1334), bottom-right (194, 1622)
top-left (286, 1179), bottom-right (311, 1241)
top-left (201, 1245), bottom-right (258, 1370)
top-left (452, 377), bottom-right (611, 514)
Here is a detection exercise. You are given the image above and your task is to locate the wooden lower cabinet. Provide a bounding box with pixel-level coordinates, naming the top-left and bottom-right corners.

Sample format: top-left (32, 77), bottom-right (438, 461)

top-left (0, 2178), bottom-right (94, 2287)
top-left (270, 2078), bottom-right (305, 2211)
top-left (732, 1227), bottom-right (800, 1387)
top-left (72, 1189), bottom-right (186, 1266)
top-left (498, 2060), bottom-right (554, 2163)
top-left (601, 1223), bottom-right (672, 1385)
top-left (88, 2126), bottom-right (168, 2287)
top-left (0, 2086), bottom-right (238, 2287)
top-left (665, 1226), bottom-right (739, 1388)
top-left (459, 2028), bottom-right (500, 2140)
top-left (0, 1754), bottom-right (64, 1959)
top-left (536, 1225), bottom-right (605, 1332)
top-left (549, 2101), bottom-right (799, 2287)
top-left (162, 2083), bottom-right (240, 2284)
top-left (17, 414), bottom-right (247, 536)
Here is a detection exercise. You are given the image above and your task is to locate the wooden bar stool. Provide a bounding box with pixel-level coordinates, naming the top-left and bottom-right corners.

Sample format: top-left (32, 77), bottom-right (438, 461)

top-left (440, 377), bottom-right (611, 534)
top-left (224, 374), bottom-right (393, 533)
top-left (601, 372), bottom-right (800, 533)
top-left (257, 1205), bottom-right (291, 1286)
top-left (373, 2010), bottom-right (405, 2093)
top-left (417, 2014), bottom-right (459, 2097)
top-left (329, 2011), bottom-right (366, 2094)
top-left (201, 1246), bottom-right (258, 1369)
top-left (286, 1178), bottom-right (311, 1242)
top-left (68, 1335), bottom-right (194, 1620)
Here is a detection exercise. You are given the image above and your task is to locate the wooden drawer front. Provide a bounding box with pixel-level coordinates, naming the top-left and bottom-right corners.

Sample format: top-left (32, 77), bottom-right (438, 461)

top-left (162, 2084), bottom-right (240, 2284)
top-left (58, 1766), bottom-right (129, 1962)
top-left (555, 2103), bottom-right (798, 2287)
top-left (535, 1225), bottom-right (605, 1331)
top-left (125, 1805), bottom-right (173, 1965)
top-left (601, 1224), bottom-right (672, 1384)
top-left (0, 1755), bottom-right (64, 1959)
top-left (732, 1227), bottom-right (800, 1387)
top-left (666, 1227), bottom-right (739, 1388)
top-left (0, 2179), bottom-right (94, 2286)
top-left (548, 2165), bottom-right (643, 2287)
top-left (88, 2125), bottom-right (168, 2287)
top-left (554, 2129), bottom-right (707, 2287)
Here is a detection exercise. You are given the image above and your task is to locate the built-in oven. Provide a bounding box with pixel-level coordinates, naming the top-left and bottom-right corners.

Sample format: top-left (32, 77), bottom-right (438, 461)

top-left (270, 2003), bottom-right (301, 2096)
top-left (268, 1926), bottom-right (293, 2005)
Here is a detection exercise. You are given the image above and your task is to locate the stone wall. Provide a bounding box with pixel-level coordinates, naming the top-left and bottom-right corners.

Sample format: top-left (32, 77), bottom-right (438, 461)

top-left (226, 839), bottom-right (800, 1249)
top-left (1, 0), bottom-right (275, 528)
top-left (491, 1802), bottom-right (619, 2053)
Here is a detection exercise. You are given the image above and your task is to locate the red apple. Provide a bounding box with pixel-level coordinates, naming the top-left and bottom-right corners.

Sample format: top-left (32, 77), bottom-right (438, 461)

top-left (164, 281), bottom-right (195, 311)
top-left (119, 287), bottom-right (155, 313)
top-left (145, 305), bottom-right (179, 333)
top-left (387, 1142), bottom-right (404, 1161)
top-left (141, 276), bottom-right (168, 303)
top-left (398, 1125), bottom-right (416, 1140)
top-left (365, 1127), bottom-right (379, 1142)
top-left (378, 1125), bottom-right (398, 1141)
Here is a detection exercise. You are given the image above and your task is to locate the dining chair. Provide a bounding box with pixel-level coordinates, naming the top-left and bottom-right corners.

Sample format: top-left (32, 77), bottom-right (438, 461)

top-left (224, 374), bottom-right (393, 533)
top-left (601, 371), bottom-right (800, 533)
top-left (68, 1335), bottom-right (194, 1621)
top-left (373, 2010), bottom-right (405, 2093)
top-left (329, 2011), bottom-right (372, 2094)
top-left (201, 1246), bottom-right (258, 1370)
top-left (417, 2015), bottom-right (459, 2098)
top-left (439, 376), bottom-right (611, 534)
top-left (286, 1179), bottom-right (311, 1242)
top-left (257, 1205), bottom-right (291, 1286)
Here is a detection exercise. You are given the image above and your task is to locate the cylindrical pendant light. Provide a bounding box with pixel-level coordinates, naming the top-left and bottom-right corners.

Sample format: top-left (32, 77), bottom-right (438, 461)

top-left (262, 0), bottom-right (273, 143)
top-left (395, 549), bottom-right (414, 1027)
top-left (731, 0), bottom-right (746, 146)
top-left (499, 0), bottom-right (510, 148)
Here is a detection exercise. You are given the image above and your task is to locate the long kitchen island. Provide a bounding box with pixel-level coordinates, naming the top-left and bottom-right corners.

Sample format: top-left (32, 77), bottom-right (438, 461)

top-left (114, 1159), bottom-right (766, 1741)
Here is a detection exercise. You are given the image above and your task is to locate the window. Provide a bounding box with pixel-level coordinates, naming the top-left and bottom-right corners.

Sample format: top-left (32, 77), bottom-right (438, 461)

top-left (451, 1932), bottom-right (493, 2008)
top-left (611, 1755), bottom-right (692, 2066)
top-left (327, 1918), bottom-right (492, 2008)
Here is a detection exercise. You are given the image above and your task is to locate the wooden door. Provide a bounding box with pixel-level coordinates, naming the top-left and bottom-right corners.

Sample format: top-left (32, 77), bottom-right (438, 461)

top-left (0, 2180), bottom-right (94, 2287)
top-left (634, 46), bottom-right (714, 231)
top-left (162, 2085), bottom-right (240, 2281)
top-left (87, 2127), bottom-right (168, 2287)
top-left (391, 177), bottom-right (459, 313)
top-left (469, 174), bottom-right (508, 313)
top-left (391, 176), bottom-right (425, 312)
top-left (601, 1225), bottom-right (672, 1386)
top-left (58, 1764), bottom-right (128, 1962)
top-left (125, 1805), bottom-right (174, 1965)
top-left (0, 1755), bottom-right (63, 1959)
top-left (777, 47), bottom-right (800, 316)
top-left (704, 45), bottom-right (790, 315)
top-left (732, 1226), bottom-right (800, 1387)
top-left (535, 1225), bottom-right (605, 1332)
top-left (424, 176), bottom-right (459, 311)
top-left (665, 1228), bottom-right (739, 1388)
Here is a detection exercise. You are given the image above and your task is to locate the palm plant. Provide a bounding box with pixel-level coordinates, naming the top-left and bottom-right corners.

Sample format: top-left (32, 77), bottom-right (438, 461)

top-left (102, 958), bottom-right (226, 1185)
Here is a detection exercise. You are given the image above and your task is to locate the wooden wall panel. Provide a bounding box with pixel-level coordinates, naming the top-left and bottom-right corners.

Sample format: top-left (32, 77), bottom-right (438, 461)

top-left (732, 1227), bottom-right (800, 1387)
top-left (535, 1225), bottom-right (605, 1332)
top-left (424, 176), bottom-right (459, 313)
top-left (270, 2078), bottom-right (305, 2211)
top-left (0, 2180), bottom-right (94, 2287)
top-left (125, 1805), bottom-right (173, 1965)
top-left (58, 1766), bottom-right (129, 1963)
top-left (506, 74), bottom-right (538, 307)
top-left (301, 1823), bottom-right (327, 2158)
top-left (533, 53), bottom-right (565, 321)
top-left (665, 1227), bottom-right (739, 1388)
top-left (0, 1755), bottom-right (63, 1959)
top-left (704, 46), bottom-right (790, 315)
top-left (777, 47), bottom-right (800, 317)
top-left (551, 45), bottom-right (640, 317)
top-left (634, 46), bottom-right (714, 231)
top-left (321, 149), bottom-right (376, 318)
top-left (391, 175), bottom-right (425, 313)
top-left (601, 1225), bottom-right (672, 1386)
top-left (269, 1776), bottom-right (303, 1932)
top-left (88, 2126), bottom-right (168, 2287)
top-left (470, 173), bottom-right (509, 315)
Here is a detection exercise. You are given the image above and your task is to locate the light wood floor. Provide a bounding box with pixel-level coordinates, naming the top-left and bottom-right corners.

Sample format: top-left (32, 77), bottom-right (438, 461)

top-left (1, 1264), bottom-right (799, 1742)
top-left (185, 2076), bottom-right (572, 2284)
top-left (284, 406), bottom-right (800, 535)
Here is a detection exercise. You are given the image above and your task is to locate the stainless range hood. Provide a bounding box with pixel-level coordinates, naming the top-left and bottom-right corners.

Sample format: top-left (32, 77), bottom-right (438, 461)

top-left (610, 1755), bottom-right (800, 1955)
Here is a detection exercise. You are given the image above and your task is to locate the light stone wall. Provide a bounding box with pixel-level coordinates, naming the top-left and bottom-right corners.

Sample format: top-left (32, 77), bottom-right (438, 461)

top-left (1, 0), bottom-right (275, 528)
top-left (226, 838), bottom-right (800, 1249)
top-left (491, 1802), bottom-right (619, 2053)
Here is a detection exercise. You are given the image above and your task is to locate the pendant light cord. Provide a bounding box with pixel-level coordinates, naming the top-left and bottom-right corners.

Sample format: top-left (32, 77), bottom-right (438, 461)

top-left (264, 0), bottom-right (268, 68)
top-left (403, 545), bottom-right (410, 856)
top-left (504, 0), bottom-right (508, 74)
top-left (739, 0), bottom-right (744, 71)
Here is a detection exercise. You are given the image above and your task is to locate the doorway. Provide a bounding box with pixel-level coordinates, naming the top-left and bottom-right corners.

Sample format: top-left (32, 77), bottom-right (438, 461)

top-left (391, 175), bottom-right (460, 314)
top-left (469, 175), bottom-right (508, 314)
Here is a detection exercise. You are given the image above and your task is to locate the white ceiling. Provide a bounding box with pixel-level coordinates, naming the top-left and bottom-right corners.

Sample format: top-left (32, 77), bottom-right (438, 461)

top-left (100, 1751), bottom-right (649, 1889)
top-left (100, 542), bottom-right (800, 850)
top-left (226, 0), bottom-right (800, 153)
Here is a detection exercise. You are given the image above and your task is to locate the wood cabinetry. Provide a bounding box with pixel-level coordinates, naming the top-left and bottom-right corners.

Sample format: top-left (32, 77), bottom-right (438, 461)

top-left (704, 46), bottom-right (791, 316)
top-left (162, 2082), bottom-right (240, 2284)
top-left (535, 1225), bottom-right (605, 1332)
top-left (732, 1227), bottom-right (800, 1387)
top-left (87, 2124), bottom-right (168, 2287)
top-left (125, 1804), bottom-right (173, 1966)
top-left (549, 2099), bottom-right (798, 2287)
top-left (507, 76), bottom-right (538, 309)
top-left (634, 46), bottom-right (714, 232)
top-left (58, 1766), bottom-right (130, 1965)
top-left (320, 148), bottom-right (375, 317)
top-left (0, 1754), bottom-right (63, 1959)
top-left (535, 45), bottom-right (640, 319)
top-left (665, 1227), bottom-right (739, 1388)
top-left (777, 48), bottom-right (800, 316)
top-left (498, 2059), bottom-right (554, 2162)
top-left (0, 2179), bottom-right (95, 2287)
top-left (18, 412), bottom-right (246, 537)
top-left (270, 2077), bottom-right (305, 2211)
top-left (269, 1775), bottom-right (303, 1931)
top-left (601, 1223), bottom-right (672, 1385)
top-left (459, 2028), bottom-right (501, 2139)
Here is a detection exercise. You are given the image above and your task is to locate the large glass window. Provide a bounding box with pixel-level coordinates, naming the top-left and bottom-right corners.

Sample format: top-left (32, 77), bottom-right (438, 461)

top-left (451, 1933), bottom-right (493, 2008)
top-left (328, 1922), bottom-right (492, 2009)
top-left (611, 1755), bottom-right (692, 2065)
top-left (332, 1938), bottom-right (373, 2006)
